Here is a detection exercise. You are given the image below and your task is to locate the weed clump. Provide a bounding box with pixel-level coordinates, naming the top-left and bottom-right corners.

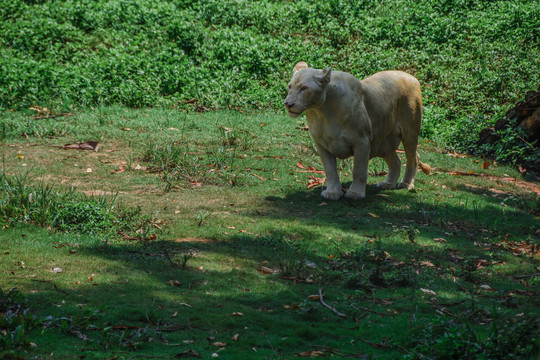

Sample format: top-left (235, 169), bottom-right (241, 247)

top-left (0, 171), bottom-right (157, 241)
top-left (406, 315), bottom-right (540, 360)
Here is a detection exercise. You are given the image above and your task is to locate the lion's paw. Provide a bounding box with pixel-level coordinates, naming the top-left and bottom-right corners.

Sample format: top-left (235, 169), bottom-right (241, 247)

top-left (321, 189), bottom-right (343, 201)
top-left (376, 181), bottom-right (396, 190)
top-left (345, 190), bottom-right (365, 200)
top-left (397, 182), bottom-right (415, 191)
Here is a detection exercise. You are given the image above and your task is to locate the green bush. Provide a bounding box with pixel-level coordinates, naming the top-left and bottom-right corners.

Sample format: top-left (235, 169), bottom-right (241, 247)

top-left (0, 0), bottom-right (538, 165)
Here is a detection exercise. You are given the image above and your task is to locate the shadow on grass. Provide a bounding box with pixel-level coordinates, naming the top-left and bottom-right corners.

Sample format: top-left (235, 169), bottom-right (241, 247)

top-left (7, 179), bottom-right (538, 358)
top-left (260, 181), bottom-right (538, 239)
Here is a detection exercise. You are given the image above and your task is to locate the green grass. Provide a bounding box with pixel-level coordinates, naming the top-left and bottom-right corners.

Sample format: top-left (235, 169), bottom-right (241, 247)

top-left (1, 108), bottom-right (539, 359)
top-left (1, 0), bottom-right (539, 166)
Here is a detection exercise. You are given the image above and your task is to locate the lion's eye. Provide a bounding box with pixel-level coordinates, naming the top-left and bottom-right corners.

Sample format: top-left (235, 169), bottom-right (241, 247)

top-left (300, 86), bottom-right (308, 92)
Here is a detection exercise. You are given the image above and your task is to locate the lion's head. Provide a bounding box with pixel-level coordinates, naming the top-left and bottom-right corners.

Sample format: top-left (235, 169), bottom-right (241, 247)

top-left (284, 62), bottom-right (332, 119)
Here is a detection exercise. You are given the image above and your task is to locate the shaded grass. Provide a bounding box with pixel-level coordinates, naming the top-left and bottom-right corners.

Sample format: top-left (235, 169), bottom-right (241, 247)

top-left (0, 108), bottom-right (539, 359)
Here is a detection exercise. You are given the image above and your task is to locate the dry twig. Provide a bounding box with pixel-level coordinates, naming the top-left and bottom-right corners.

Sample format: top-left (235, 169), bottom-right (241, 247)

top-left (318, 288), bottom-right (347, 318)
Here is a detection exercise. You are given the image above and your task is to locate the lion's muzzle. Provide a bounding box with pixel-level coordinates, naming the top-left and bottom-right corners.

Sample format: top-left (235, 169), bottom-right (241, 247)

top-left (284, 99), bottom-right (302, 118)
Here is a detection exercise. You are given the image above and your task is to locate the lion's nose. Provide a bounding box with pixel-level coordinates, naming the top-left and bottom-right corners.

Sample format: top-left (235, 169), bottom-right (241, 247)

top-left (284, 101), bottom-right (294, 110)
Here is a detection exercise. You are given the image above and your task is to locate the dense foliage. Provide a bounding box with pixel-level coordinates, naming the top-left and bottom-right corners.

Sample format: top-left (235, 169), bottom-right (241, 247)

top-left (1, 0), bottom-right (539, 163)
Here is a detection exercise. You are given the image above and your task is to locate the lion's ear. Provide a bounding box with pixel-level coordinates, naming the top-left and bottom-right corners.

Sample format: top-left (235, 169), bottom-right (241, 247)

top-left (319, 67), bottom-right (332, 86)
top-left (293, 61), bottom-right (309, 73)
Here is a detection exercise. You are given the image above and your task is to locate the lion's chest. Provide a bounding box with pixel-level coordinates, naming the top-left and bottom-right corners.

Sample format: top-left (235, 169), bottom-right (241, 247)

top-left (307, 117), bottom-right (356, 159)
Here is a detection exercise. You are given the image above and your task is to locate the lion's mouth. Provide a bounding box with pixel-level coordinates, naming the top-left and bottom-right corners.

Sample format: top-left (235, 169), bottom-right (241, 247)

top-left (288, 110), bottom-right (301, 115)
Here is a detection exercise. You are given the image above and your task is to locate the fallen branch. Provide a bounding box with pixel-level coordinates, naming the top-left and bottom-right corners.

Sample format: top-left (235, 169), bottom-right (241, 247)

top-left (280, 276), bottom-right (314, 284)
top-left (53, 283), bottom-right (69, 295)
top-left (355, 306), bottom-right (396, 317)
top-left (357, 337), bottom-right (387, 349)
top-left (514, 273), bottom-right (540, 279)
top-left (426, 299), bottom-right (467, 307)
top-left (310, 345), bottom-right (365, 358)
top-left (32, 112), bottom-right (74, 120)
top-left (318, 288), bottom-right (347, 319)
top-left (179, 98), bottom-right (198, 105)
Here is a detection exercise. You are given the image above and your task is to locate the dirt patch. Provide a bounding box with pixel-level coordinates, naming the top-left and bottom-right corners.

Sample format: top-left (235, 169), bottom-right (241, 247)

top-left (440, 168), bottom-right (540, 196)
top-left (491, 176), bottom-right (540, 196)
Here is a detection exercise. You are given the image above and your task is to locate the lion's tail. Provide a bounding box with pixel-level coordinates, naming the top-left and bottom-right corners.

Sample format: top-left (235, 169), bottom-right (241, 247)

top-left (416, 153), bottom-right (431, 175)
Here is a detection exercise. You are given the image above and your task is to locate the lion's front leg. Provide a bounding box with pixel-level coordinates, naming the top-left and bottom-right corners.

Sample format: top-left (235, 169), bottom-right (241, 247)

top-left (346, 140), bottom-right (370, 200)
top-left (315, 143), bottom-right (343, 200)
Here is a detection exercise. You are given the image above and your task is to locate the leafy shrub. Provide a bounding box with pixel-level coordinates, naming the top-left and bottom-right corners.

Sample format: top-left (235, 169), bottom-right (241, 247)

top-left (0, 0), bottom-right (538, 165)
top-left (52, 199), bottom-right (116, 235)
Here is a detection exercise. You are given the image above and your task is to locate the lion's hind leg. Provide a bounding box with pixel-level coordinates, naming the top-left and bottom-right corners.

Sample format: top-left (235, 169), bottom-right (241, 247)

top-left (397, 137), bottom-right (418, 191)
top-left (376, 152), bottom-right (401, 190)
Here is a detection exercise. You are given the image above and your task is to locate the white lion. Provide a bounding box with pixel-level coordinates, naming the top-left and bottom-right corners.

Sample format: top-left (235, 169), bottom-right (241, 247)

top-left (285, 62), bottom-right (430, 200)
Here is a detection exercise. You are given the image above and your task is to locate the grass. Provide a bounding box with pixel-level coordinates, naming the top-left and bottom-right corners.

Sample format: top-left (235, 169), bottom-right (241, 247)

top-left (1, 108), bottom-right (539, 359)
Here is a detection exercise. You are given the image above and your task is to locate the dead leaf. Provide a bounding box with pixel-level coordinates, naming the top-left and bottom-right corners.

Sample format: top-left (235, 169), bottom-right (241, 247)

top-left (212, 342), bottom-right (227, 347)
top-left (297, 350), bottom-right (325, 357)
top-left (175, 349), bottom-right (202, 358)
top-left (63, 141), bottom-right (100, 152)
top-left (258, 266), bottom-right (280, 275)
top-left (112, 165), bottom-right (125, 174)
top-left (30, 105), bottom-right (51, 116)
top-left (307, 176), bottom-right (326, 189)
top-left (308, 294), bottom-right (320, 301)
top-left (447, 151), bottom-right (469, 158)
top-left (420, 260), bottom-right (435, 267)
top-left (296, 161), bottom-right (325, 174)
top-left (230, 312), bottom-right (243, 316)
top-left (70, 330), bottom-right (89, 341)
top-left (284, 303), bottom-right (301, 309)
top-left (168, 280), bottom-right (182, 287)
top-left (232, 334), bottom-right (240, 341)
top-left (51, 267), bottom-right (63, 273)
top-left (481, 158), bottom-right (491, 169)
top-left (420, 288), bottom-right (437, 296)
top-left (368, 212), bottom-right (380, 218)
top-left (252, 173), bottom-right (266, 181)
